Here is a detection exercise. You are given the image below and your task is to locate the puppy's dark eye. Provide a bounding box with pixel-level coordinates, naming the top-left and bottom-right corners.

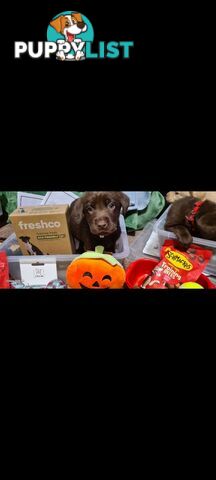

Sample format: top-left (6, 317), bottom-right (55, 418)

top-left (102, 275), bottom-right (112, 281)
top-left (83, 272), bottom-right (93, 278)
top-left (175, 192), bottom-right (179, 195)
top-left (108, 201), bottom-right (115, 209)
top-left (86, 206), bottom-right (94, 214)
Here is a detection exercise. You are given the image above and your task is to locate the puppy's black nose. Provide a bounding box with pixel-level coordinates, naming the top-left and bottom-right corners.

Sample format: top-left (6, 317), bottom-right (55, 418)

top-left (77, 21), bottom-right (85, 29)
top-left (97, 220), bottom-right (108, 230)
top-left (92, 281), bottom-right (100, 287)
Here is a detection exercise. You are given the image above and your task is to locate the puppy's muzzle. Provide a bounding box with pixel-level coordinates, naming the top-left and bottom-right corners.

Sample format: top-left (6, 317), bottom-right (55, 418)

top-left (97, 219), bottom-right (109, 231)
top-left (91, 217), bottom-right (117, 236)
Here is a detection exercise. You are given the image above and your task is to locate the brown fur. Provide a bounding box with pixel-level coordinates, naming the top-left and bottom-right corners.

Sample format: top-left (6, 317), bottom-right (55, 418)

top-left (69, 192), bottom-right (130, 252)
top-left (165, 197), bottom-right (216, 248)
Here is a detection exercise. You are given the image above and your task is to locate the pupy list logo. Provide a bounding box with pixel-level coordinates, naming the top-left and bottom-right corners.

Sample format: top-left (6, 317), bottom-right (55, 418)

top-left (14, 10), bottom-right (134, 61)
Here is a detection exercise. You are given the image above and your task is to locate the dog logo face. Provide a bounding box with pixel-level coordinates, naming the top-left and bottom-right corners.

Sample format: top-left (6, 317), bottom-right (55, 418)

top-left (50, 13), bottom-right (87, 41)
top-left (48, 11), bottom-right (94, 61)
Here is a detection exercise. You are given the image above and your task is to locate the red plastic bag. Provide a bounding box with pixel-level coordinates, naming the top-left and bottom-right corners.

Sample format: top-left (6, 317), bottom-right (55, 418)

top-left (146, 240), bottom-right (213, 288)
top-left (0, 252), bottom-right (9, 289)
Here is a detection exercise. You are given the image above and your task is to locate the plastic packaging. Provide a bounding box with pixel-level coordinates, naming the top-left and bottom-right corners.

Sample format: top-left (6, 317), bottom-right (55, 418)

top-left (154, 207), bottom-right (216, 276)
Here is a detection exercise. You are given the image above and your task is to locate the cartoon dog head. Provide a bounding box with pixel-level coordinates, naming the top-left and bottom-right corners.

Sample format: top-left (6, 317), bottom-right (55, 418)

top-left (19, 236), bottom-right (31, 244)
top-left (50, 13), bottom-right (87, 42)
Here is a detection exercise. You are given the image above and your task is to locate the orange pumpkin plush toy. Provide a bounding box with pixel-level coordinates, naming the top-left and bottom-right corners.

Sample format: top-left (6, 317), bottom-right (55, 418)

top-left (66, 246), bottom-right (126, 289)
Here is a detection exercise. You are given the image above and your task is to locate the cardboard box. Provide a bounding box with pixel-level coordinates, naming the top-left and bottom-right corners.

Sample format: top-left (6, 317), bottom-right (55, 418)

top-left (9, 204), bottom-right (75, 255)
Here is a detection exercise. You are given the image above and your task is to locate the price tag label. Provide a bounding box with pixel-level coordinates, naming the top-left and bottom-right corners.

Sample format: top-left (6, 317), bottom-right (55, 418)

top-left (20, 259), bottom-right (58, 286)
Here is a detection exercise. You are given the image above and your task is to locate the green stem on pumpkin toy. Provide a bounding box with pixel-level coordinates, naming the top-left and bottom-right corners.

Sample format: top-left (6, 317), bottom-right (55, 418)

top-left (95, 246), bottom-right (105, 254)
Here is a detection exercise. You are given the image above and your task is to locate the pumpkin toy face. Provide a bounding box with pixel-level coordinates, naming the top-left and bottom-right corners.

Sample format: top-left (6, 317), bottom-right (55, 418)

top-left (66, 246), bottom-right (126, 289)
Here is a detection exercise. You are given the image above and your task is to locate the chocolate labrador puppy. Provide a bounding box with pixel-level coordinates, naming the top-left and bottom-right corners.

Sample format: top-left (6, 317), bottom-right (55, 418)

top-left (165, 196), bottom-right (216, 248)
top-left (69, 191), bottom-right (130, 252)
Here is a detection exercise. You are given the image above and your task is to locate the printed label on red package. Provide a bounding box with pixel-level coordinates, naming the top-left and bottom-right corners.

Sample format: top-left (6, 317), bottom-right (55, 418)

top-left (146, 240), bottom-right (213, 289)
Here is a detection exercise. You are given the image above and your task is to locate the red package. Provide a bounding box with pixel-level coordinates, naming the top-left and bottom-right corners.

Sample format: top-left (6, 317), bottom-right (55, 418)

top-left (146, 240), bottom-right (213, 289)
top-left (0, 252), bottom-right (9, 289)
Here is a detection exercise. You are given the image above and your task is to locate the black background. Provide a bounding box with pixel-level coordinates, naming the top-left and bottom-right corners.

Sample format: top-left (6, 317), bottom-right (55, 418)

top-left (3, 0), bottom-right (213, 190)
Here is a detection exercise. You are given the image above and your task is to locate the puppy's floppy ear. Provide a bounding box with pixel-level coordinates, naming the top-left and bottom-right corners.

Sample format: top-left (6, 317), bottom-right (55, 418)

top-left (50, 16), bottom-right (63, 33)
top-left (70, 198), bottom-right (84, 224)
top-left (72, 13), bottom-right (86, 30)
top-left (118, 192), bottom-right (130, 216)
top-left (72, 13), bottom-right (83, 23)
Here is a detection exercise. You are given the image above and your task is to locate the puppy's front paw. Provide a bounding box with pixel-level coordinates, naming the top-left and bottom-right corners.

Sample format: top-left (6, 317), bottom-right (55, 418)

top-left (75, 50), bottom-right (85, 61)
top-left (56, 51), bottom-right (66, 61)
top-left (178, 232), bottom-right (193, 249)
